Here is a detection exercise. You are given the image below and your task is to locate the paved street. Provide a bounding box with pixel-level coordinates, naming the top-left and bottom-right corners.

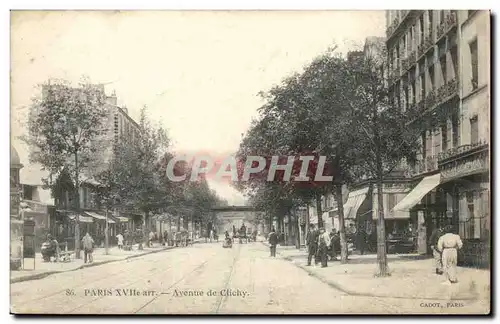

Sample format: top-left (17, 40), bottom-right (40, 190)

top-left (10, 242), bottom-right (489, 315)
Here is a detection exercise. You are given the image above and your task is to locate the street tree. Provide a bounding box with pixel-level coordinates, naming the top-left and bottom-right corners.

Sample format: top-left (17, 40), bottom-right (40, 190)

top-left (22, 79), bottom-right (108, 258)
top-left (344, 48), bottom-right (432, 276)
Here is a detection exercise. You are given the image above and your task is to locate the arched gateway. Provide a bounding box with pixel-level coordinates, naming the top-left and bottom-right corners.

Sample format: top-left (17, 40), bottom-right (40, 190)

top-left (211, 206), bottom-right (265, 236)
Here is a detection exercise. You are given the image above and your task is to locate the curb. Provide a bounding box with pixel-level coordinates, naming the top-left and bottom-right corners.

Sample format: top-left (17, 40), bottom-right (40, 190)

top-left (289, 258), bottom-right (478, 301)
top-left (10, 246), bottom-right (176, 284)
top-left (263, 243), bottom-right (479, 301)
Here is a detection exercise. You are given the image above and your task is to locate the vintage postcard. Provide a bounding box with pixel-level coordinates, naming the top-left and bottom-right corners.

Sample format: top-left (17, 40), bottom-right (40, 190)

top-left (10, 10), bottom-right (490, 315)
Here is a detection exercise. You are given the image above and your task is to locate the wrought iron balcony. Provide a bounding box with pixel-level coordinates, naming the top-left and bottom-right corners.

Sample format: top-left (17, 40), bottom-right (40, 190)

top-left (401, 51), bottom-right (416, 72)
top-left (425, 89), bottom-right (437, 109)
top-left (417, 35), bottom-right (434, 58)
top-left (439, 142), bottom-right (489, 181)
top-left (436, 78), bottom-right (458, 104)
top-left (437, 12), bottom-right (457, 40)
top-left (386, 17), bottom-right (400, 38)
top-left (438, 141), bottom-right (489, 163)
top-left (446, 11), bottom-right (457, 29)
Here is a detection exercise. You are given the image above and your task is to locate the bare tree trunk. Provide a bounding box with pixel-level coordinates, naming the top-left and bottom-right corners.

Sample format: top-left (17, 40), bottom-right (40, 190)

top-left (287, 213), bottom-right (293, 246)
top-left (315, 192), bottom-right (324, 228)
top-left (375, 178), bottom-right (389, 276)
top-left (334, 184), bottom-right (348, 264)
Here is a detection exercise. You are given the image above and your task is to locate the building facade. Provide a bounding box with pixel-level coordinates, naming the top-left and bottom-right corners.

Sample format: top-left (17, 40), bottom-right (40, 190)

top-left (385, 10), bottom-right (490, 266)
top-left (27, 86), bottom-right (141, 248)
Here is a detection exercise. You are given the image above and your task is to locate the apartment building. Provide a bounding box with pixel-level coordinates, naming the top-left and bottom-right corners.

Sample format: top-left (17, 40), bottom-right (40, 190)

top-left (29, 86), bottom-right (141, 247)
top-left (386, 10), bottom-right (490, 267)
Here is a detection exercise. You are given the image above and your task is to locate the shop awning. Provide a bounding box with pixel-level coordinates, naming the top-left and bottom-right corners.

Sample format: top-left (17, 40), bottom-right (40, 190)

top-left (344, 187), bottom-right (369, 219)
top-left (85, 211), bottom-right (107, 221)
top-left (107, 218), bottom-right (116, 224)
top-left (66, 214), bottom-right (94, 223)
top-left (117, 217), bottom-right (129, 222)
top-left (392, 174), bottom-right (441, 212)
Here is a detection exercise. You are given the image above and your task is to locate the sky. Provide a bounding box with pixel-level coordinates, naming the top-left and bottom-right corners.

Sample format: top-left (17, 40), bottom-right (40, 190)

top-left (10, 10), bottom-right (385, 205)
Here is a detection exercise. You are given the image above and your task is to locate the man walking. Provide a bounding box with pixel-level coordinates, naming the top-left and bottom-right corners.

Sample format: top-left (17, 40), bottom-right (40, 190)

top-left (306, 224), bottom-right (319, 266)
top-left (437, 225), bottom-right (463, 285)
top-left (163, 231), bottom-right (169, 246)
top-left (356, 227), bottom-right (367, 255)
top-left (268, 227), bottom-right (278, 257)
top-left (317, 227), bottom-right (330, 268)
top-left (82, 232), bottom-right (94, 264)
top-left (429, 225), bottom-right (444, 274)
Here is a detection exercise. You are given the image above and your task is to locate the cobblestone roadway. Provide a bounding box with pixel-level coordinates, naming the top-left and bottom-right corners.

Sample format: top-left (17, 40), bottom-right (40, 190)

top-left (10, 243), bottom-right (488, 314)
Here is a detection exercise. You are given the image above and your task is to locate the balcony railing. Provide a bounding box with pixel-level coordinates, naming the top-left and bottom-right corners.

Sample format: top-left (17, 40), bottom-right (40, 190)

top-left (417, 34), bottom-right (434, 58)
top-left (438, 141), bottom-right (489, 163)
top-left (386, 16), bottom-right (400, 38)
top-left (436, 78), bottom-right (458, 103)
top-left (437, 12), bottom-right (457, 40)
top-left (386, 10), bottom-right (415, 39)
top-left (401, 51), bottom-right (416, 72)
top-left (424, 89), bottom-right (437, 110)
top-left (439, 143), bottom-right (489, 181)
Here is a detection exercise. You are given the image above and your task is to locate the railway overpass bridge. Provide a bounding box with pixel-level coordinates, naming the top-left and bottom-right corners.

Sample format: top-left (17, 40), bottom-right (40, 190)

top-left (211, 206), bottom-right (266, 235)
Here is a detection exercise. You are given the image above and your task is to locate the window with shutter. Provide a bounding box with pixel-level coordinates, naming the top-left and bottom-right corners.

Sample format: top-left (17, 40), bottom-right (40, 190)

top-left (428, 64), bottom-right (435, 90)
top-left (419, 75), bottom-right (425, 101)
top-left (470, 116), bottom-right (479, 144)
top-left (439, 55), bottom-right (447, 86)
top-left (421, 133), bottom-right (426, 159)
top-left (433, 129), bottom-right (442, 154)
top-left (470, 39), bottom-right (478, 90)
top-left (450, 113), bottom-right (459, 147)
top-left (419, 15), bottom-right (424, 45)
top-left (425, 131), bottom-right (432, 157)
top-left (441, 124), bottom-right (448, 151)
top-left (464, 192), bottom-right (475, 239)
top-left (428, 10), bottom-right (433, 35)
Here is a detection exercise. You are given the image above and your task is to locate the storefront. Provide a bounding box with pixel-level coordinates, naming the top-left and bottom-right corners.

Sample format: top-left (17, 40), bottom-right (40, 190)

top-left (22, 200), bottom-right (55, 252)
top-left (54, 211), bottom-right (94, 250)
top-left (438, 142), bottom-right (490, 267)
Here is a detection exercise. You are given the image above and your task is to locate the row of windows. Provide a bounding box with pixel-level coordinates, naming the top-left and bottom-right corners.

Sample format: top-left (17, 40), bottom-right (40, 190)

top-left (419, 114), bottom-right (480, 159)
top-left (389, 14), bottom-right (480, 104)
top-left (113, 112), bottom-right (140, 143)
top-left (389, 10), bottom-right (452, 67)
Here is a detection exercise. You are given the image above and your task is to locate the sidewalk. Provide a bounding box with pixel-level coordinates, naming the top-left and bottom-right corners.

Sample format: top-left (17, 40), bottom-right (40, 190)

top-left (10, 242), bottom-right (194, 284)
top-left (264, 243), bottom-right (490, 302)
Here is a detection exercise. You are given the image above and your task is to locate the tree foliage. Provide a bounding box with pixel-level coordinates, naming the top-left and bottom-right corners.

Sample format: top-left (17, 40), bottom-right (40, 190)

top-left (237, 42), bottom-right (430, 271)
top-left (22, 79), bottom-right (109, 192)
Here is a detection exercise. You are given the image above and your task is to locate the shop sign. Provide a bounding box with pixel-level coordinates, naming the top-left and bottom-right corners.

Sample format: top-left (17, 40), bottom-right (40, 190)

top-left (441, 155), bottom-right (488, 181)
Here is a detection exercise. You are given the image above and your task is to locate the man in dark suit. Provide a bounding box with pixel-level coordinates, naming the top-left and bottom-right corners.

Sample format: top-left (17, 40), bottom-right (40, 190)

top-left (429, 226), bottom-right (444, 275)
top-left (306, 224), bottom-right (319, 266)
top-left (268, 227), bottom-right (278, 257)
